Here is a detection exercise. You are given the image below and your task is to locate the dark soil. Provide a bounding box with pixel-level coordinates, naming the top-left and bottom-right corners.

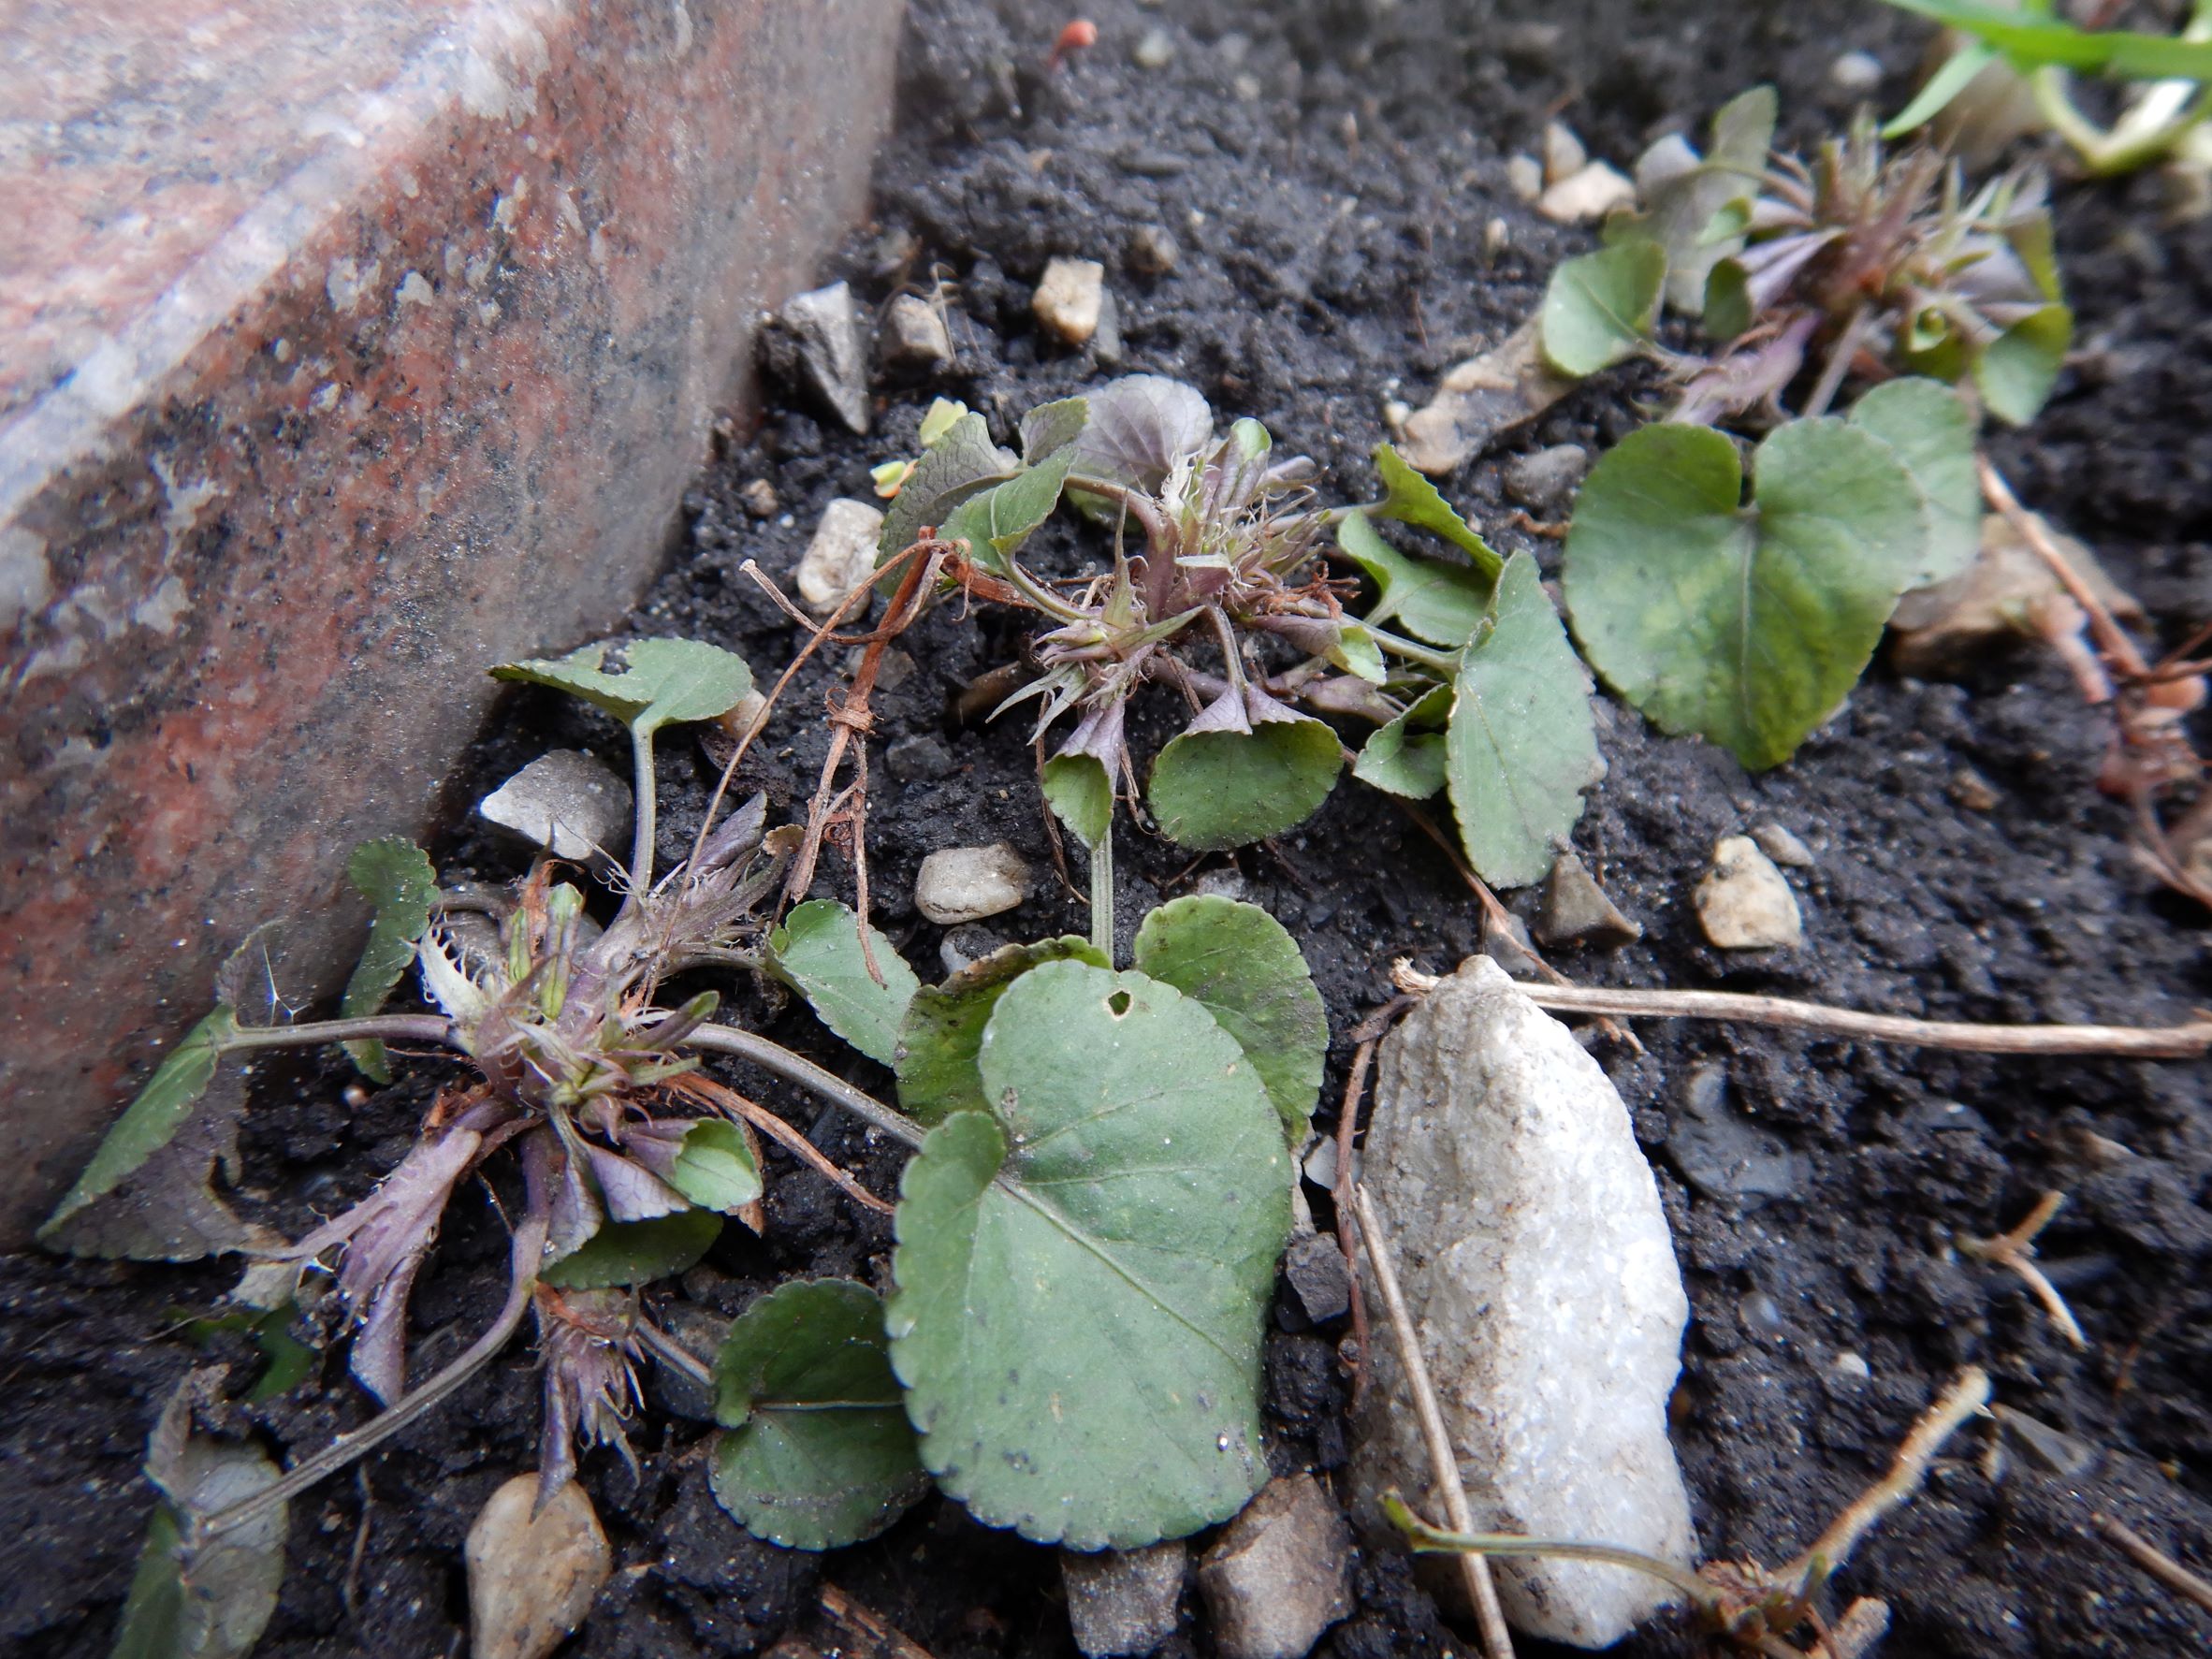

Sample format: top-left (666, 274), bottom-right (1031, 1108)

top-left (7, 1), bottom-right (2210, 1656)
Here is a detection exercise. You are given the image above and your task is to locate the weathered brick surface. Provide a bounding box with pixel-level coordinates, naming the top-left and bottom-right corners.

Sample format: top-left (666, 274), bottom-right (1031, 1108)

top-left (0, 0), bottom-right (903, 1242)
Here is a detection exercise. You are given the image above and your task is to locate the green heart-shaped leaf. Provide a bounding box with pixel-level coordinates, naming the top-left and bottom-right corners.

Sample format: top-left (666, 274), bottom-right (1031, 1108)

top-left (1131, 897), bottom-right (1327, 1143)
top-left (491, 638), bottom-right (753, 737)
top-left (1148, 718), bottom-right (1342, 851)
top-left (1847, 377), bottom-right (1981, 585)
top-left (710, 1280), bottom-right (928, 1550)
top-left (1446, 551), bottom-right (1600, 888)
top-left (889, 961), bottom-right (1290, 1549)
top-left (1564, 419), bottom-right (1929, 770)
top-left (1540, 241), bottom-right (1667, 376)
top-left (895, 937), bottom-right (1110, 1125)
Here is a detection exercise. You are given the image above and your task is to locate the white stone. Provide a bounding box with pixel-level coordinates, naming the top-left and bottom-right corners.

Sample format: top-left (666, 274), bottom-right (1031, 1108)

top-left (880, 294), bottom-right (952, 372)
top-left (1541, 120), bottom-right (1587, 186)
top-left (1197, 1475), bottom-right (1353, 1659)
top-left (1064, 1540), bottom-right (1186, 1657)
top-left (1034, 257), bottom-right (1108, 346)
top-left (1830, 50), bottom-right (1884, 95)
top-left (778, 281), bottom-right (871, 433)
top-left (1536, 160), bottom-right (1637, 224)
top-left (466, 1475), bottom-right (612, 1659)
top-left (796, 498), bottom-right (885, 616)
top-left (1504, 152), bottom-right (1544, 202)
top-left (1348, 957), bottom-right (1695, 1649)
top-left (478, 749), bottom-right (632, 861)
top-left (914, 842), bottom-right (1030, 924)
top-left (1695, 836), bottom-right (1803, 950)
top-left (1750, 822), bottom-right (1815, 868)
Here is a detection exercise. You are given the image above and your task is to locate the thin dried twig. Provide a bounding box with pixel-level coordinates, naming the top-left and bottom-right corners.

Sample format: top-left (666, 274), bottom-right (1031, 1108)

top-left (783, 541), bottom-right (951, 983)
top-left (820, 1584), bottom-right (940, 1659)
top-left (1332, 1038), bottom-right (1377, 1408)
top-left (1348, 1183), bottom-right (1516, 1659)
top-left (1790, 1366), bottom-right (1991, 1582)
top-left (2092, 1512), bottom-right (2212, 1618)
top-left (666, 1073), bottom-right (895, 1215)
top-left (1391, 964), bottom-right (2212, 1060)
top-left (1961, 1191), bottom-right (2088, 1350)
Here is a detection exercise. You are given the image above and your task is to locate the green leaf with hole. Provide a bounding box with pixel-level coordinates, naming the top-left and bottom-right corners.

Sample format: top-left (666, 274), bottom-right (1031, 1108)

top-left (340, 837), bottom-right (437, 1084)
top-left (1446, 552), bottom-right (1600, 889)
top-left (1131, 896), bottom-right (1327, 1143)
top-left (1540, 242), bottom-right (1668, 376)
top-left (1373, 444), bottom-right (1505, 581)
top-left (1041, 753), bottom-right (1113, 847)
top-left (1974, 302), bottom-right (2072, 426)
top-left (1353, 684), bottom-right (1452, 800)
top-left (543, 1210), bottom-right (721, 1288)
top-left (880, 412), bottom-right (1019, 560)
top-left (667, 1120), bottom-right (763, 1215)
top-left (888, 960), bottom-right (1290, 1549)
top-left (40, 1006), bottom-right (239, 1245)
top-left (491, 638), bottom-right (754, 737)
top-left (1148, 718), bottom-right (1342, 851)
top-left (895, 937), bottom-right (1110, 1125)
top-left (765, 898), bottom-right (922, 1066)
top-left (710, 1279), bottom-right (928, 1550)
top-left (1848, 378), bottom-right (1981, 585)
top-left (1564, 419), bottom-right (1929, 770)
top-left (939, 444), bottom-right (1079, 574)
top-left (1338, 511), bottom-right (1494, 648)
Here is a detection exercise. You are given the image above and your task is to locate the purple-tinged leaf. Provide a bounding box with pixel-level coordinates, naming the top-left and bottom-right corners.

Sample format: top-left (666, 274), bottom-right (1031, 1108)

top-left (1068, 375), bottom-right (1213, 500)
top-left (584, 1145), bottom-right (690, 1223)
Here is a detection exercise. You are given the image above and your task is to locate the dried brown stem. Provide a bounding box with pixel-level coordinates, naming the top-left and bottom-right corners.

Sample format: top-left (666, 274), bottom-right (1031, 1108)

top-left (1790, 1366), bottom-right (1991, 1582)
top-left (1395, 970), bottom-right (2212, 1059)
top-left (1961, 1191), bottom-right (2088, 1350)
top-left (666, 1073), bottom-right (895, 1215)
top-left (1348, 1183), bottom-right (1516, 1659)
top-left (2092, 1512), bottom-right (2212, 1618)
top-left (1332, 1038), bottom-right (1377, 1409)
top-left (820, 1585), bottom-right (940, 1659)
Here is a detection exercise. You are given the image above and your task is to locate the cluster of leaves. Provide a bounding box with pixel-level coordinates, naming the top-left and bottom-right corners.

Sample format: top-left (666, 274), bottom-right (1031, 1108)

top-left (876, 378), bottom-right (1599, 888)
top-left (1541, 86), bottom-right (2071, 427)
top-left (730, 892), bottom-right (1325, 1550)
top-left (1878, 0), bottom-right (2212, 178)
top-left (1506, 87), bottom-right (2021, 769)
top-left (52, 619), bottom-right (1337, 1649)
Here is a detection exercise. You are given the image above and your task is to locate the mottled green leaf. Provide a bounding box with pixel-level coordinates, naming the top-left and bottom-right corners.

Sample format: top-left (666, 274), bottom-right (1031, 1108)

top-left (1338, 511), bottom-right (1493, 648)
top-left (889, 961), bottom-right (1290, 1548)
top-left (1848, 378), bottom-right (1982, 585)
top-left (765, 899), bottom-right (922, 1066)
top-left (1564, 419), bottom-right (1928, 770)
top-left (340, 837), bottom-right (436, 1084)
top-left (41, 1006), bottom-right (239, 1245)
top-left (895, 937), bottom-right (1110, 1125)
top-left (542, 1211), bottom-right (721, 1288)
top-left (1131, 896), bottom-right (1327, 1142)
top-left (1445, 552), bottom-right (1600, 888)
top-left (1019, 397), bottom-right (1089, 464)
top-left (1540, 242), bottom-right (1667, 376)
top-left (710, 1279), bottom-right (928, 1550)
top-left (1148, 719), bottom-right (1342, 851)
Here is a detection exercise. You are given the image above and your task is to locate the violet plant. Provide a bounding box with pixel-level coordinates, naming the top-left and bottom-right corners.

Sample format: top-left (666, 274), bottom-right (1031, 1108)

top-left (876, 376), bottom-right (1600, 906)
